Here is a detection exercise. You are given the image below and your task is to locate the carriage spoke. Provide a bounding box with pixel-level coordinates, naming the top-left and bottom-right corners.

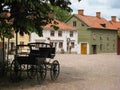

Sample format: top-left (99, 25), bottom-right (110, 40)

top-left (27, 65), bottom-right (37, 79)
top-left (10, 60), bottom-right (21, 81)
top-left (37, 62), bottom-right (47, 83)
top-left (50, 60), bottom-right (60, 81)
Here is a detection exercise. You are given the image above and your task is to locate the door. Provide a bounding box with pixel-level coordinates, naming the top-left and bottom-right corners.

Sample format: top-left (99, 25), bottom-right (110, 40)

top-left (81, 43), bottom-right (87, 54)
top-left (117, 38), bottom-right (120, 55)
top-left (92, 45), bottom-right (97, 54)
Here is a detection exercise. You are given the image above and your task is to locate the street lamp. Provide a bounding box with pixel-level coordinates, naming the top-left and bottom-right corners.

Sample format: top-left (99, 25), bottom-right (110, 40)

top-left (67, 38), bottom-right (71, 53)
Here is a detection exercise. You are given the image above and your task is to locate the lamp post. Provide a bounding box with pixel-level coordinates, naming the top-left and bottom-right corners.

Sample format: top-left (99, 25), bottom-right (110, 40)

top-left (67, 38), bottom-right (71, 53)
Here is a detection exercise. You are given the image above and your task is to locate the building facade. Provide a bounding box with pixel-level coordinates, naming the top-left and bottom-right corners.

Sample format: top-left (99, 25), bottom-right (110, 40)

top-left (30, 20), bottom-right (78, 53)
top-left (66, 9), bottom-right (118, 54)
top-left (109, 16), bottom-right (120, 55)
top-left (6, 33), bottom-right (30, 54)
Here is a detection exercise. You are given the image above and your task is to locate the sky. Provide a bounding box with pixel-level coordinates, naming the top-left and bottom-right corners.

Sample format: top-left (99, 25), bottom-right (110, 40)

top-left (70, 0), bottom-right (120, 21)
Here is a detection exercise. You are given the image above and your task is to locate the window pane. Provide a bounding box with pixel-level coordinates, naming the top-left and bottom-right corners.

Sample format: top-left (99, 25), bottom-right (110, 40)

top-left (71, 42), bottom-right (74, 48)
top-left (70, 31), bottom-right (73, 37)
top-left (20, 41), bottom-right (24, 45)
top-left (73, 21), bottom-right (76, 27)
top-left (58, 31), bottom-right (62, 37)
top-left (59, 42), bottom-right (63, 48)
top-left (50, 30), bottom-right (54, 36)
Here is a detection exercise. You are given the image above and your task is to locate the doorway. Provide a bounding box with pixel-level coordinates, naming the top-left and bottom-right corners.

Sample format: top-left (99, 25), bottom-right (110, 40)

top-left (92, 45), bottom-right (97, 54)
top-left (81, 43), bottom-right (87, 54)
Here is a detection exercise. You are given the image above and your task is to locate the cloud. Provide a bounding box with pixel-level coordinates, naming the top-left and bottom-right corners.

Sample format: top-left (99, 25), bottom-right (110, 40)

top-left (70, 0), bottom-right (120, 20)
top-left (109, 0), bottom-right (120, 8)
top-left (87, 0), bottom-right (107, 6)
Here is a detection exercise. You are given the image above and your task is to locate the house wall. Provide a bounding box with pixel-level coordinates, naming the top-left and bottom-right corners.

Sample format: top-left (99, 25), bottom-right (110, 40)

top-left (10, 33), bottom-right (29, 45)
top-left (89, 28), bottom-right (117, 54)
top-left (66, 16), bottom-right (90, 42)
top-left (5, 33), bottom-right (30, 54)
top-left (66, 16), bottom-right (91, 54)
top-left (30, 29), bottom-right (78, 53)
top-left (66, 16), bottom-right (117, 54)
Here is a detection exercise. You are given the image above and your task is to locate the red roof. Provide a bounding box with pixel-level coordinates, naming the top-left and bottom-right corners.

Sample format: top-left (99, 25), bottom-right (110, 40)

top-left (44, 20), bottom-right (76, 31)
top-left (109, 21), bottom-right (120, 30)
top-left (75, 14), bottom-right (117, 30)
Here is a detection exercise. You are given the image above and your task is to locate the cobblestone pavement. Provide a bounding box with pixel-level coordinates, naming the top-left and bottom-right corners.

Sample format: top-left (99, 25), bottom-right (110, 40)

top-left (3, 54), bottom-right (120, 90)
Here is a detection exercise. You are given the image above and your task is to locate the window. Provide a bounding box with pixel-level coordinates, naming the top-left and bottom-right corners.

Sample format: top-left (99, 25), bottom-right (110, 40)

top-left (81, 23), bottom-right (85, 26)
top-left (100, 23), bottom-right (106, 28)
top-left (73, 21), bottom-right (76, 27)
top-left (20, 41), bottom-right (24, 45)
top-left (107, 43), bottom-right (109, 50)
top-left (20, 41), bottom-right (24, 48)
top-left (70, 31), bottom-right (73, 37)
top-left (92, 32), bottom-right (96, 40)
top-left (50, 42), bottom-right (53, 46)
top-left (51, 42), bottom-right (57, 47)
top-left (11, 42), bottom-right (15, 50)
top-left (50, 30), bottom-right (55, 36)
top-left (59, 42), bottom-right (63, 48)
top-left (58, 31), bottom-right (62, 37)
top-left (71, 42), bottom-right (75, 48)
top-left (113, 44), bottom-right (115, 50)
top-left (100, 33), bottom-right (103, 40)
top-left (100, 44), bottom-right (103, 51)
top-left (107, 35), bottom-right (110, 41)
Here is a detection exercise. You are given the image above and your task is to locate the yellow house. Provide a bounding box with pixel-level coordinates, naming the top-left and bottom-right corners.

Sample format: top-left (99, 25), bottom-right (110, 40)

top-left (5, 32), bottom-right (30, 54)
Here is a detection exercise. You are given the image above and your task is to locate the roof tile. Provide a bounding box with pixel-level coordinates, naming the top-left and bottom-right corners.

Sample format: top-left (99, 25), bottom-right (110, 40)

top-left (109, 21), bottom-right (120, 30)
top-left (75, 14), bottom-right (117, 30)
top-left (44, 20), bottom-right (76, 31)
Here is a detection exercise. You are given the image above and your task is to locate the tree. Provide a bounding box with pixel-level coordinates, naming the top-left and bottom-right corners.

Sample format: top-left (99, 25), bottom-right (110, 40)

top-left (0, 0), bottom-right (81, 37)
top-left (0, 0), bottom-right (81, 76)
top-left (50, 4), bottom-right (72, 22)
top-left (0, 1), bottom-right (13, 39)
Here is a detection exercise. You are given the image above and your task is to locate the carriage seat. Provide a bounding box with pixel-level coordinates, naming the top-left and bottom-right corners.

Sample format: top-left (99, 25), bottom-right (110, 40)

top-left (29, 47), bottom-right (55, 58)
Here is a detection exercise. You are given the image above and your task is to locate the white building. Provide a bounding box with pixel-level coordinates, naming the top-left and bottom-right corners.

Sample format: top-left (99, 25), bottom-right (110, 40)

top-left (30, 20), bottom-right (78, 53)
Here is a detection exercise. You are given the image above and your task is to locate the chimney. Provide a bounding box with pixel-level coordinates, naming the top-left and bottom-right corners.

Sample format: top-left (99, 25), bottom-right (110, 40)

top-left (96, 12), bottom-right (101, 18)
top-left (78, 9), bottom-right (84, 15)
top-left (111, 16), bottom-right (116, 22)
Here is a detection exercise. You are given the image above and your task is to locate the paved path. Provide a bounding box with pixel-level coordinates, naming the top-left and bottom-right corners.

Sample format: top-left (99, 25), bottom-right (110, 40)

top-left (3, 54), bottom-right (120, 90)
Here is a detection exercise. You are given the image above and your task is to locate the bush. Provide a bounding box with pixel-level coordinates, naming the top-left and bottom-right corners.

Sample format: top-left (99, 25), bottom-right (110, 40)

top-left (0, 61), bottom-right (10, 78)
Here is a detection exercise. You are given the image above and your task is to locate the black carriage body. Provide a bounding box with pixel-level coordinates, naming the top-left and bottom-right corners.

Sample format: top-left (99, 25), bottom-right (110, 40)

top-left (15, 43), bottom-right (56, 65)
top-left (10, 42), bottom-right (59, 82)
top-left (15, 56), bottom-right (36, 65)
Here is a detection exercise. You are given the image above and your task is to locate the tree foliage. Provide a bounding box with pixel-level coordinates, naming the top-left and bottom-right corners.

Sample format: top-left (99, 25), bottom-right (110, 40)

top-left (0, 0), bottom-right (80, 38)
top-left (0, 1), bottom-right (13, 39)
top-left (50, 5), bottom-right (72, 22)
top-left (118, 31), bottom-right (120, 38)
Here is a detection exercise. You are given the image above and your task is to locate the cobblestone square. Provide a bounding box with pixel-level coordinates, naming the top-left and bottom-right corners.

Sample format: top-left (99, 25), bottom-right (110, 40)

top-left (3, 54), bottom-right (120, 90)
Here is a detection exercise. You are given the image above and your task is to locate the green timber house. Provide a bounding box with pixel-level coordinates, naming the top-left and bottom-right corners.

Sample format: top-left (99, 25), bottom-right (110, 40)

top-left (66, 9), bottom-right (118, 54)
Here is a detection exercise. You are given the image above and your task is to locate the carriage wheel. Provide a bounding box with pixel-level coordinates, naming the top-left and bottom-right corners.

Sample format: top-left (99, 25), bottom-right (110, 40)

top-left (50, 60), bottom-right (60, 81)
top-left (27, 64), bottom-right (37, 79)
top-left (10, 60), bottom-right (21, 81)
top-left (37, 62), bottom-right (47, 83)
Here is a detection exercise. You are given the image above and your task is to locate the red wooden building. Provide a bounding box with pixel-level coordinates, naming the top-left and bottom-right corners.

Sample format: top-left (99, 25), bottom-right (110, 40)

top-left (117, 38), bottom-right (120, 55)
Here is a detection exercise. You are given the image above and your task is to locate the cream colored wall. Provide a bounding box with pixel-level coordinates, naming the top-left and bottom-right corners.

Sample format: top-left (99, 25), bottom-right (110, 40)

top-left (9, 33), bottom-right (30, 45)
top-left (4, 33), bottom-right (29, 53)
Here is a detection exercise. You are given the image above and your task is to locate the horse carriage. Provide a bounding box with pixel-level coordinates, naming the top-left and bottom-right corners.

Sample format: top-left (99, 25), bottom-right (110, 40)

top-left (10, 42), bottom-right (60, 82)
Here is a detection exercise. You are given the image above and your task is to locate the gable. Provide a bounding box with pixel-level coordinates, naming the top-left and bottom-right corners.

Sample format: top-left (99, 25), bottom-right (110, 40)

top-left (66, 14), bottom-right (89, 28)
